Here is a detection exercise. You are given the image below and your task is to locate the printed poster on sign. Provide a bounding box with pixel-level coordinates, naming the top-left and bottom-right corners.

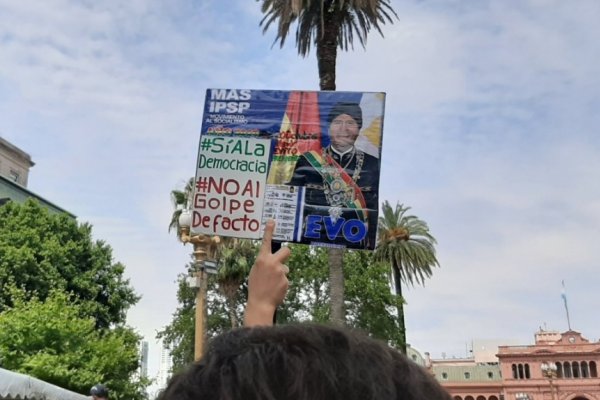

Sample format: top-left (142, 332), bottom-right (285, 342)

top-left (193, 89), bottom-right (385, 250)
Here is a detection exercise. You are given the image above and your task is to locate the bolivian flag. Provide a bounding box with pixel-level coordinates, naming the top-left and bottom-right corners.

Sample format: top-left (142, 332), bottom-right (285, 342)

top-left (267, 91), bottom-right (322, 184)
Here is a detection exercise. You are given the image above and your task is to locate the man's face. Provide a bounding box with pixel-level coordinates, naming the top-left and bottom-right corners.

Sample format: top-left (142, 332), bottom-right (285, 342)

top-left (329, 113), bottom-right (360, 151)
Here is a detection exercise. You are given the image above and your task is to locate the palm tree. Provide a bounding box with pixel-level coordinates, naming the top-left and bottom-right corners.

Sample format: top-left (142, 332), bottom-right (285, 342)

top-left (259, 0), bottom-right (397, 90)
top-left (259, 0), bottom-right (397, 325)
top-left (374, 201), bottom-right (439, 353)
top-left (216, 238), bottom-right (257, 327)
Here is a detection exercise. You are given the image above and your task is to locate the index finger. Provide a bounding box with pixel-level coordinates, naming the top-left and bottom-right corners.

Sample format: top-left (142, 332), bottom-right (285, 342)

top-left (260, 219), bottom-right (275, 253)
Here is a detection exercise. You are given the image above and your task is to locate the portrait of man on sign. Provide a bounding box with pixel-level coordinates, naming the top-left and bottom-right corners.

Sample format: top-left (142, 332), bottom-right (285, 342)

top-left (287, 101), bottom-right (380, 249)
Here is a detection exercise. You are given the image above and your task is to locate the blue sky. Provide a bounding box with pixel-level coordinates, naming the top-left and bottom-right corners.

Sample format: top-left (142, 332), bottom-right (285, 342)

top-left (2, 0), bottom-right (600, 392)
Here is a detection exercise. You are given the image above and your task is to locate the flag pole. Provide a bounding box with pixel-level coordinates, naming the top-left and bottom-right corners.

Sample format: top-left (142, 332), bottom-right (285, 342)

top-left (561, 280), bottom-right (572, 330)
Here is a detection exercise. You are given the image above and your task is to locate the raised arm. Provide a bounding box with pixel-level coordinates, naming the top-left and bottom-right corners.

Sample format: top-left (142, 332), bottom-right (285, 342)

top-left (244, 220), bottom-right (291, 327)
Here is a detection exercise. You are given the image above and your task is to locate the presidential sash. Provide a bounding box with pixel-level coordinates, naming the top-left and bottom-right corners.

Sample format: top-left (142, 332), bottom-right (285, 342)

top-left (304, 149), bottom-right (368, 222)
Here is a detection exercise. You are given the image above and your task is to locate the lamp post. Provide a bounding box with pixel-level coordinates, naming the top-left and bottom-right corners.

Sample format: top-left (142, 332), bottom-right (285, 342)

top-left (541, 362), bottom-right (558, 400)
top-left (178, 209), bottom-right (220, 361)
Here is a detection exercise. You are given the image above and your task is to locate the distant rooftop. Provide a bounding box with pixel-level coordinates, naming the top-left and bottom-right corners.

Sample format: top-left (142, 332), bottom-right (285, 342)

top-left (0, 136), bottom-right (35, 187)
top-left (0, 137), bottom-right (35, 167)
top-left (0, 172), bottom-right (75, 218)
top-left (0, 136), bottom-right (74, 217)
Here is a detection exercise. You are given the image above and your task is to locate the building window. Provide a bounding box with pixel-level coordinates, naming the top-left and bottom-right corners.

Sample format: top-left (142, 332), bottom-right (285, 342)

top-left (512, 363), bottom-right (531, 379)
top-left (557, 362), bottom-right (563, 378)
top-left (563, 362), bottom-right (572, 378)
top-left (590, 361), bottom-right (597, 378)
top-left (464, 372), bottom-right (471, 379)
top-left (488, 371), bottom-right (494, 379)
top-left (442, 372), bottom-right (448, 380)
top-left (581, 361), bottom-right (589, 378)
top-left (573, 361), bottom-right (580, 378)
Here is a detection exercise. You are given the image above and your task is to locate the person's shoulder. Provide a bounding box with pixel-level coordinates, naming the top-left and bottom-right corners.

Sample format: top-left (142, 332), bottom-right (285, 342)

top-left (293, 152), bottom-right (310, 165)
top-left (301, 149), bottom-right (322, 157)
top-left (357, 150), bottom-right (379, 164)
top-left (294, 150), bottom-right (322, 165)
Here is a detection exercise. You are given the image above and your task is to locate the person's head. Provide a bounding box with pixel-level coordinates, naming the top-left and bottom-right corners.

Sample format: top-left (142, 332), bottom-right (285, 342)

top-left (90, 384), bottom-right (109, 400)
top-left (158, 324), bottom-right (451, 400)
top-left (327, 102), bottom-right (363, 152)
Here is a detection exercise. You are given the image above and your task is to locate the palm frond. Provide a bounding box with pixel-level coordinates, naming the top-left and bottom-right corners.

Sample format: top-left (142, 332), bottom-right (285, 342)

top-left (375, 201), bottom-right (439, 287)
top-left (258, 0), bottom-right (398, 57)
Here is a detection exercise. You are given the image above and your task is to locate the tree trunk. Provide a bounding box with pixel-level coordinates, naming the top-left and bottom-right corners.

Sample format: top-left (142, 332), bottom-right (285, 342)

top-left (328, 247), bottom-right (345, 326)
top-left (317, 9), bottom-right (338, 90)
top-left (392, 262), bottom-right (406, 353)
top-left (318, 11), bottom-right (345, 325)
top-left (226, 294), bottom-right (238, 328)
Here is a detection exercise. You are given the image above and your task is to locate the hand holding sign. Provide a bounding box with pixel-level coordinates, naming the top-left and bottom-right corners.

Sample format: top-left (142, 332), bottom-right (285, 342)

top-left (244, 220), bottom-right (291, 327)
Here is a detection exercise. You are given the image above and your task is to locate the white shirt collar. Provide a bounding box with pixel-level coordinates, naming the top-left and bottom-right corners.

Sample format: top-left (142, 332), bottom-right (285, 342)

top-left (330, 145), bottom-right (355, 157)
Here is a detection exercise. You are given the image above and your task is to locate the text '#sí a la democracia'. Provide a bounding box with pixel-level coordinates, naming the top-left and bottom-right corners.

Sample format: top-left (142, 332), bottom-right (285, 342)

top-left (198, 137), bottom-right (268, 173)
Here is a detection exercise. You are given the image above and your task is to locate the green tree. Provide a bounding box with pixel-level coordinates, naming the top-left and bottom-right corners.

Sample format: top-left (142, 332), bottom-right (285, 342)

top-left (259, 0), bottom-right (398, 324)
top-left (374, 201), bottom-right (439, 352)
top-left (345, 249), bottom-right (404, 347)
top-left (0, 199), bottom-right (139, 329)
top-left (275, 244), bottom-right (330, 323)
top-left (158, 236), bottom-right (258, 369)
top-left (160, 243), bottom-right (404, 371)
top-left (0, 289), bottom-right (148, 400)
top-left (216, 238), bottom-right (257, 328)
top-left (157, 265), bottom-right (243, 372)
top-left (277, 244), bottom-right (403, 346)
top-left (156, 268), bottom-right (196, 370)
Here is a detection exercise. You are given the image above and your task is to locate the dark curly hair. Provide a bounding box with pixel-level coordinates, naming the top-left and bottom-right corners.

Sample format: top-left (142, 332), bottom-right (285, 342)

top-left (158, 324), bottom-right (451, 400)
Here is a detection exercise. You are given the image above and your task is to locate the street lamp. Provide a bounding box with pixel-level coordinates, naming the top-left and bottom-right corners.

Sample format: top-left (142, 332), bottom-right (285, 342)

top-left (541, 362), bottom-right (558, 400)
top-left (178, 209), bottom-right (220, 361)
top-left (515, 392), bottom-right (530, 400)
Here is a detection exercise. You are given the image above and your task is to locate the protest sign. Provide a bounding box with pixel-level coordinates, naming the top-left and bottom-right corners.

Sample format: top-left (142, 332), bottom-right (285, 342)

top-left (192, 136), bottom-right (270, 239)
top-left (193, 89), bottom-right (385, 250)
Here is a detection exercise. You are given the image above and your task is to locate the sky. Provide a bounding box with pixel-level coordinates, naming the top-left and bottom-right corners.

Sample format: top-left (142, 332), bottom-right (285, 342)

top-left (1, 0), bottom-right (600, 393)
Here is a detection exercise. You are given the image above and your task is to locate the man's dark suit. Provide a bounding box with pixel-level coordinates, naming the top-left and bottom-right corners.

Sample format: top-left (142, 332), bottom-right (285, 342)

top-left (287, 146), bottom-right (380, 249)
